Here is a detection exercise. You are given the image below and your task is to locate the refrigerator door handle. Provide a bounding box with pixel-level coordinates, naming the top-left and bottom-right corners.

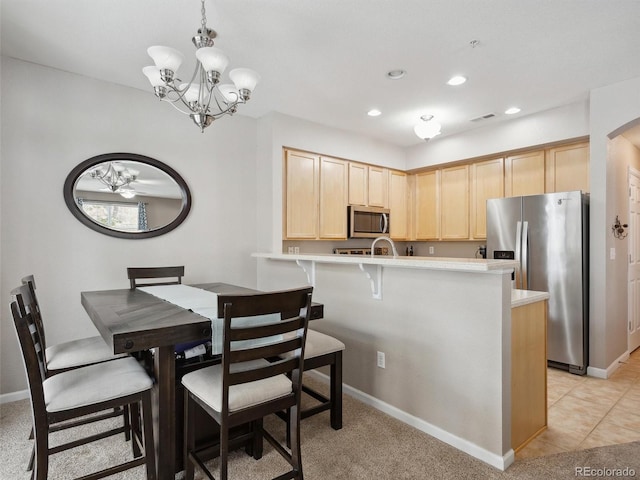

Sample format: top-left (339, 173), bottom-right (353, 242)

top-left (515, 221), bottom-right (522, 288)
top-left (522, 221), bottom-right (529, 290)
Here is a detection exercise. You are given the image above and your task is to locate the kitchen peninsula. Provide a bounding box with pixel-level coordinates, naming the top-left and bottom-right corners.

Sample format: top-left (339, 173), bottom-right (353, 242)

top-left (253, 252), bottom-right (548, 470)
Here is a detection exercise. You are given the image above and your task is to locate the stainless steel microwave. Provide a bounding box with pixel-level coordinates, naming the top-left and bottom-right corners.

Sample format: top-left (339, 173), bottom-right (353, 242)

top-left (348, 206), bottom-right (390, 238)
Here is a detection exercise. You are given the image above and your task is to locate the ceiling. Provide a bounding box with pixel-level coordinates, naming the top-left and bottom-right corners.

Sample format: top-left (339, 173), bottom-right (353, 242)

top-left (2, 0), bottom-right (640, 147)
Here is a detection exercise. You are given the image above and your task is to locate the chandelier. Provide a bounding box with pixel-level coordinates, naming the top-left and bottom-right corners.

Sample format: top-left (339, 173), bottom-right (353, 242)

top-left (414, 115), bottom-right (442, 141)
top-left (142, 0), bottom-right (260, 132)
top-left (89, 162), bottom-right (138, 194)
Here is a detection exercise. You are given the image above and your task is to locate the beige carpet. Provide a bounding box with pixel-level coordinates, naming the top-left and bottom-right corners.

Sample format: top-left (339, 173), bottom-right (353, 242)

top-left (2, 377), bottom-right (639, 479)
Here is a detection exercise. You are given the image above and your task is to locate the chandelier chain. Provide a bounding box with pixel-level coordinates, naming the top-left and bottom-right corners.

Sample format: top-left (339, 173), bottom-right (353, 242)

top-left (201, 0), bottom-right (207, 32)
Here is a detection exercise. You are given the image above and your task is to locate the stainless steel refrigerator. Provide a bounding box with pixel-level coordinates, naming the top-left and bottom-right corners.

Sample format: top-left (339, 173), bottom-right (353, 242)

top-left (486, 191), bottom-right (589, 375)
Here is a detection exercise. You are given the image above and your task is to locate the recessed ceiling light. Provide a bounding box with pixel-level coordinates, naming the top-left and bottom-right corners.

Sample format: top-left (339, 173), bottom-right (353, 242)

top-left (367, 109), bottom-right (382, 117)
top-left (447, 75), bottom-right (467, 86)
top-left (505, 107), bottom-right (521, 115)
top-left (387, 69), bottom-right (406, 80)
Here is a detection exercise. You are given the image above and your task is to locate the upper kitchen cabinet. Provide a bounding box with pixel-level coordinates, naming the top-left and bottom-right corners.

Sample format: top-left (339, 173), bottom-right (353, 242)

top-left (368, 166), bottom-right (388, 207)
top-left (470, 158), bottom-right (504, 239)
top-left (319, 156), bottom-right (349, 239)
top-left (505, 150), bottom-right (545, 197)
top-left (285, 149), bottom-right (319, 239)
top-left (440, 165), bottom-right (470, 240)
top-left (545, 141), bottom-right (590, 193)
top-left (348, 162), bottom-right (388, 207)
top-left (388, 170), bottom-right (408, 240)
top-left (284, 149), bottom-right (348, 240)
top-left (414, 170), bottom-right (440, 240)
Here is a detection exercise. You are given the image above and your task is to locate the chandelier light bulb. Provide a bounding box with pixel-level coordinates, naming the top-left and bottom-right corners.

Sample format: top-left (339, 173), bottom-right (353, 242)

top-left (147, 46), bottom-right (184, 75)
top-left (195, 47), bottom-right (230, 76)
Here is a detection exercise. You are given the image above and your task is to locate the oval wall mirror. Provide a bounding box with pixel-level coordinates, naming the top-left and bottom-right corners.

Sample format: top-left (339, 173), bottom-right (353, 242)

top-left (64, 153), bottom-right (191, 239)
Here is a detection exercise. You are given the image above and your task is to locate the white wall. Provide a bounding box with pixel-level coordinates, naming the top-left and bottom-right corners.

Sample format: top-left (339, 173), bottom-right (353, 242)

top-left (0, 57), bottom-right (259, 395)
top-left (405, 101), bottom-right (590, 169)
top-left (590, 76), bottom-right (640, 371)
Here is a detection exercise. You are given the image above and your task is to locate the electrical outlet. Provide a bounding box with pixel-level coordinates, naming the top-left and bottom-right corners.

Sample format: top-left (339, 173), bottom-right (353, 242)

top-left (429, 246), bottom-right (435, 255)
top-left (288, 247), bottom-right (294, 254)
top-left (294, 247), bottom-right (300, 254)
top-left (377, 351), bottom-right (385, 368)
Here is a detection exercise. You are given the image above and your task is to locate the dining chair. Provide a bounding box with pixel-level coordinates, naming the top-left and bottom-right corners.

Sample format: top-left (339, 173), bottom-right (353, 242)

top-left (21, 275), bottom-right (127, 372)
top-left (181, 286), bottom-right (313, 480)
top-left (19, 276), bottom-right (134, 469)
top-left (127, 265), bottom-right (184, 289)
top-left (278, 329), bottom-right (344, 446)
top-left (10, 284), bottom-right (157, 480)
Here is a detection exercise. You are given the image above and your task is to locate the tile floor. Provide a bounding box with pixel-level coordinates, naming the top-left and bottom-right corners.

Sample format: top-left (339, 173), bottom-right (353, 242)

top-left (517, 348), bottom-right (640, 459)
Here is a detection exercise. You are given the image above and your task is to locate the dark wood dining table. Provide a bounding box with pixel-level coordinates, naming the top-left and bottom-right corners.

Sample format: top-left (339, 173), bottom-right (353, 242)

top-left (81, 282), bottom-right (323, 479)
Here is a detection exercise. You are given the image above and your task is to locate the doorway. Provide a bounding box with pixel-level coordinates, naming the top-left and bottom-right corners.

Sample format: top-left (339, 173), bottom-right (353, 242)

top-left (629, 167), bottom-right (640, 352)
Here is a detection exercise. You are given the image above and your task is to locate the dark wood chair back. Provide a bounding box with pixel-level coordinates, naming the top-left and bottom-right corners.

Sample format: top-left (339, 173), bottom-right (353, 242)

top-left (20, 275), bottom-right (48, 352)
top-left (127, 266), bottom-right (185, 289)
top-left (217, 287), bottom-right (313, 423)
top-left (12, 284), bottom-right (49, 380)
top-left (10, 286), bottom-right (49, 429)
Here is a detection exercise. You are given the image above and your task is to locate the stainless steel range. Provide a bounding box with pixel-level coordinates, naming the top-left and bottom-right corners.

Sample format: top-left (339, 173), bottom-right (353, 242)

top-left (333, 247), bottom-right (389, 255)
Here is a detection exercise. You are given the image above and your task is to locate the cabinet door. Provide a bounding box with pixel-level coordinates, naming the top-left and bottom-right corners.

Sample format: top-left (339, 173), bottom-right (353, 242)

top-left (505, 151), bottom-right (545, 197)
top-left (415, 170), bottom-right (440, 240)
top-left (285, 150), bottom-right (319, 239)
top-left (440, 165), bottom-right (469, 239)
top-left (471, 158), bottom-right (504, 239)
top-left (368, 166), bottom-right (388, 208)
top-left (319, 157), bottom-right (348, 239)
top-left (348, 162), bottom-right (367, 206)
top-left (545, 142), bottom-right (589, 193)
top-left (388, 170), bottom-right (408, 239)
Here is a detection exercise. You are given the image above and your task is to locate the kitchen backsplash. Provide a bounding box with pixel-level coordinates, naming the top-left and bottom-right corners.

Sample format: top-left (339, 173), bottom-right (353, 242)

top-left (282, 240), bottom-right (486, 258)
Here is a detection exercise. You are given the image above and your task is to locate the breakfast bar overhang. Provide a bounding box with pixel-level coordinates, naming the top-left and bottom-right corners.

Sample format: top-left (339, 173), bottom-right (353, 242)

top-left (253, 253), bottom-right (545, 471)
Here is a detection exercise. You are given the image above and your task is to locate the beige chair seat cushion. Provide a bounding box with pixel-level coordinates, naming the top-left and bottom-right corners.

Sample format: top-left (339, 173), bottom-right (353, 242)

top-left (46, 335), bottom-right (127, 371)
top-left (282, 330), bottom-right (345, 359)
top-left (43, 357), bottom-right (152, 412)
top-left (181, 359), bottom-right (292, 413)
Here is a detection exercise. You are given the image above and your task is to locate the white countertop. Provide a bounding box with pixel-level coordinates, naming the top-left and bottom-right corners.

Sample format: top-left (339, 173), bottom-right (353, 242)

top-left (253, 252), bottom-right (519, 273)
top-left (511, 289), bottom-right (549, 307)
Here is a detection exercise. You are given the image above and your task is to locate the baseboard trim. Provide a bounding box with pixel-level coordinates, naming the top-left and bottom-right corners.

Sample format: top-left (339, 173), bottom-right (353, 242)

top-left (306, 370), bottom-right (514, 471)
top-left (587, 351), bottom-right (629, 379)
top-left (0, 389), bottom-right (29, 404)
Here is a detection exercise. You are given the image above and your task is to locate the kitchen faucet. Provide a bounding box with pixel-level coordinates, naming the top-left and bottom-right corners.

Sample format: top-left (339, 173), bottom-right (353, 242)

top-left (371, 236), bottom-right (399, 258)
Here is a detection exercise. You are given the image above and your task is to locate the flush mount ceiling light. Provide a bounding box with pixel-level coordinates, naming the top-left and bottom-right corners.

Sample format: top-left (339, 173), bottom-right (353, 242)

top-left (367, 109), bottom-right (382, 117)
top-left (505, 107), bottom-right (521, 115)
top-left (414, 115), bottom-right (442, 141)
top-left (142, 0), bottom-right (260, 132)
top-left (447, 75), bottom-right (467, 86)
top-left (387, 69), bottom-right (406, 80)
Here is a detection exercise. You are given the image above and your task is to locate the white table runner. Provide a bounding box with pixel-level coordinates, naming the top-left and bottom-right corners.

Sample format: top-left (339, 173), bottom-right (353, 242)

top-left (139, 285), bottom-right (281, 355)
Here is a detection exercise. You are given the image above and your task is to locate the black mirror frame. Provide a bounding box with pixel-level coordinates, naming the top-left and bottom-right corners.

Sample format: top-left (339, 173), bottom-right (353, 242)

top-left (64, 153), bottom-right (192, 239)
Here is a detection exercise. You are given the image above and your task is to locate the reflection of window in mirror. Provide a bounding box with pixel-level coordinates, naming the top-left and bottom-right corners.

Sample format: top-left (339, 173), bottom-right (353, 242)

top-left (78, 199), bottom-right (146, 231)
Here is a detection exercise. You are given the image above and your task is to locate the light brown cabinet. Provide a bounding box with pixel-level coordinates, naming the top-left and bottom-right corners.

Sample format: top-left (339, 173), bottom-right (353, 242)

top-left (505, 150), bottom-right (545, 197)
top-left (368, 166), bottom-right (388, 208)
top-left (284, 150), bottom-right (347, 240)
top-left (285, 149), bottom-right (319, 239)
top-left (388, 170), bottom-right (408, 239)
top-left (511, 300), bottom-right (548, 451)
top-left (414, 170), bottom-right (440, 240)
top-left (470, 158), bottom-right (504, 239)
top-left (348, 163), bottom-right (388, 207)
top-left (319, 156), bottom-right (348, 239)
top-left (545, 142), bottom-right (589, 193)
top-left (440, 165), bottom-right (469, 240)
